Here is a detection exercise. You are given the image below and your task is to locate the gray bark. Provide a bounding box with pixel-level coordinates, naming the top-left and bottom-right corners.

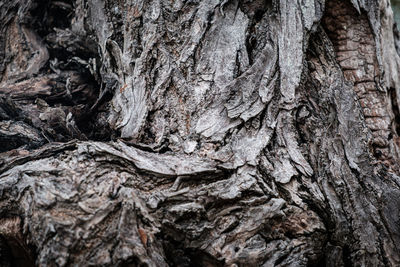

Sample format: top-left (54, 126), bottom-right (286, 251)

top-left (1, 0), bottom-right (400, 266)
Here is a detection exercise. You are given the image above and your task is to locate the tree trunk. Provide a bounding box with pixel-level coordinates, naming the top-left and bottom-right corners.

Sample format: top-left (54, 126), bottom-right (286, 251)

top-left (1, 0), bottom-right (400, 266)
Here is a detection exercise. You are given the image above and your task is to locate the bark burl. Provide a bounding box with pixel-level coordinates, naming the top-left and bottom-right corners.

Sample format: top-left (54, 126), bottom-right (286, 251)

top-left (1, 0), bottom-right (400, 266)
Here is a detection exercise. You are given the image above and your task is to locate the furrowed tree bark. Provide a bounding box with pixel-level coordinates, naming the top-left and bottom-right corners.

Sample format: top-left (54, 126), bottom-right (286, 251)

top-left (1, 0), bottom-right (400, 266)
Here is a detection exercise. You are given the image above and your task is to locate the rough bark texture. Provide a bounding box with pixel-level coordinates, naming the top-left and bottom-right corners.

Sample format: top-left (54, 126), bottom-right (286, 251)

top-left (1, 0), bottom-right (400, 266)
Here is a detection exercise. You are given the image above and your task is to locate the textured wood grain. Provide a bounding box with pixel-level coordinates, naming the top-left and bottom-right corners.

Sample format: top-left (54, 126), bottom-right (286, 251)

top-left (1, 0), bottom-right (400, 266)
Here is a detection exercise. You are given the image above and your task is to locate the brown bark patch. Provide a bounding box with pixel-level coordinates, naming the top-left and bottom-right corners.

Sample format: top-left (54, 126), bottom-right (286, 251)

top-left (323, 0), bottom-right (400, 169)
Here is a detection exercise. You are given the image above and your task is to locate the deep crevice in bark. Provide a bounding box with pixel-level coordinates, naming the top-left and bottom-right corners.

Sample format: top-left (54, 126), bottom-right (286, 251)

top-left (0, 0), bottom-right (115, 153)
top-left (0, 217), bottom-right (35, 267)
top-left (389, 87), bottom-right (400, 136)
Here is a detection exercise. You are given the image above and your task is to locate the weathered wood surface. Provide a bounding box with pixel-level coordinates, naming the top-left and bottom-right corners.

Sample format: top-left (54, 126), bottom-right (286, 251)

top-left (1, 0), bottom-right (400, 266)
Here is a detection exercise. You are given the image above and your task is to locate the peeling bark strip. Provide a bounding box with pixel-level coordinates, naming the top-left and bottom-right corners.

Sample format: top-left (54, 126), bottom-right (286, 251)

top-left (2, 0), bottom-right (400, 266)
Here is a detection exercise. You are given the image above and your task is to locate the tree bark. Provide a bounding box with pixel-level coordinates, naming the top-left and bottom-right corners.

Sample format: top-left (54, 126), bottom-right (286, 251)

top-left (1, 0), bottom-right (400, 266)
